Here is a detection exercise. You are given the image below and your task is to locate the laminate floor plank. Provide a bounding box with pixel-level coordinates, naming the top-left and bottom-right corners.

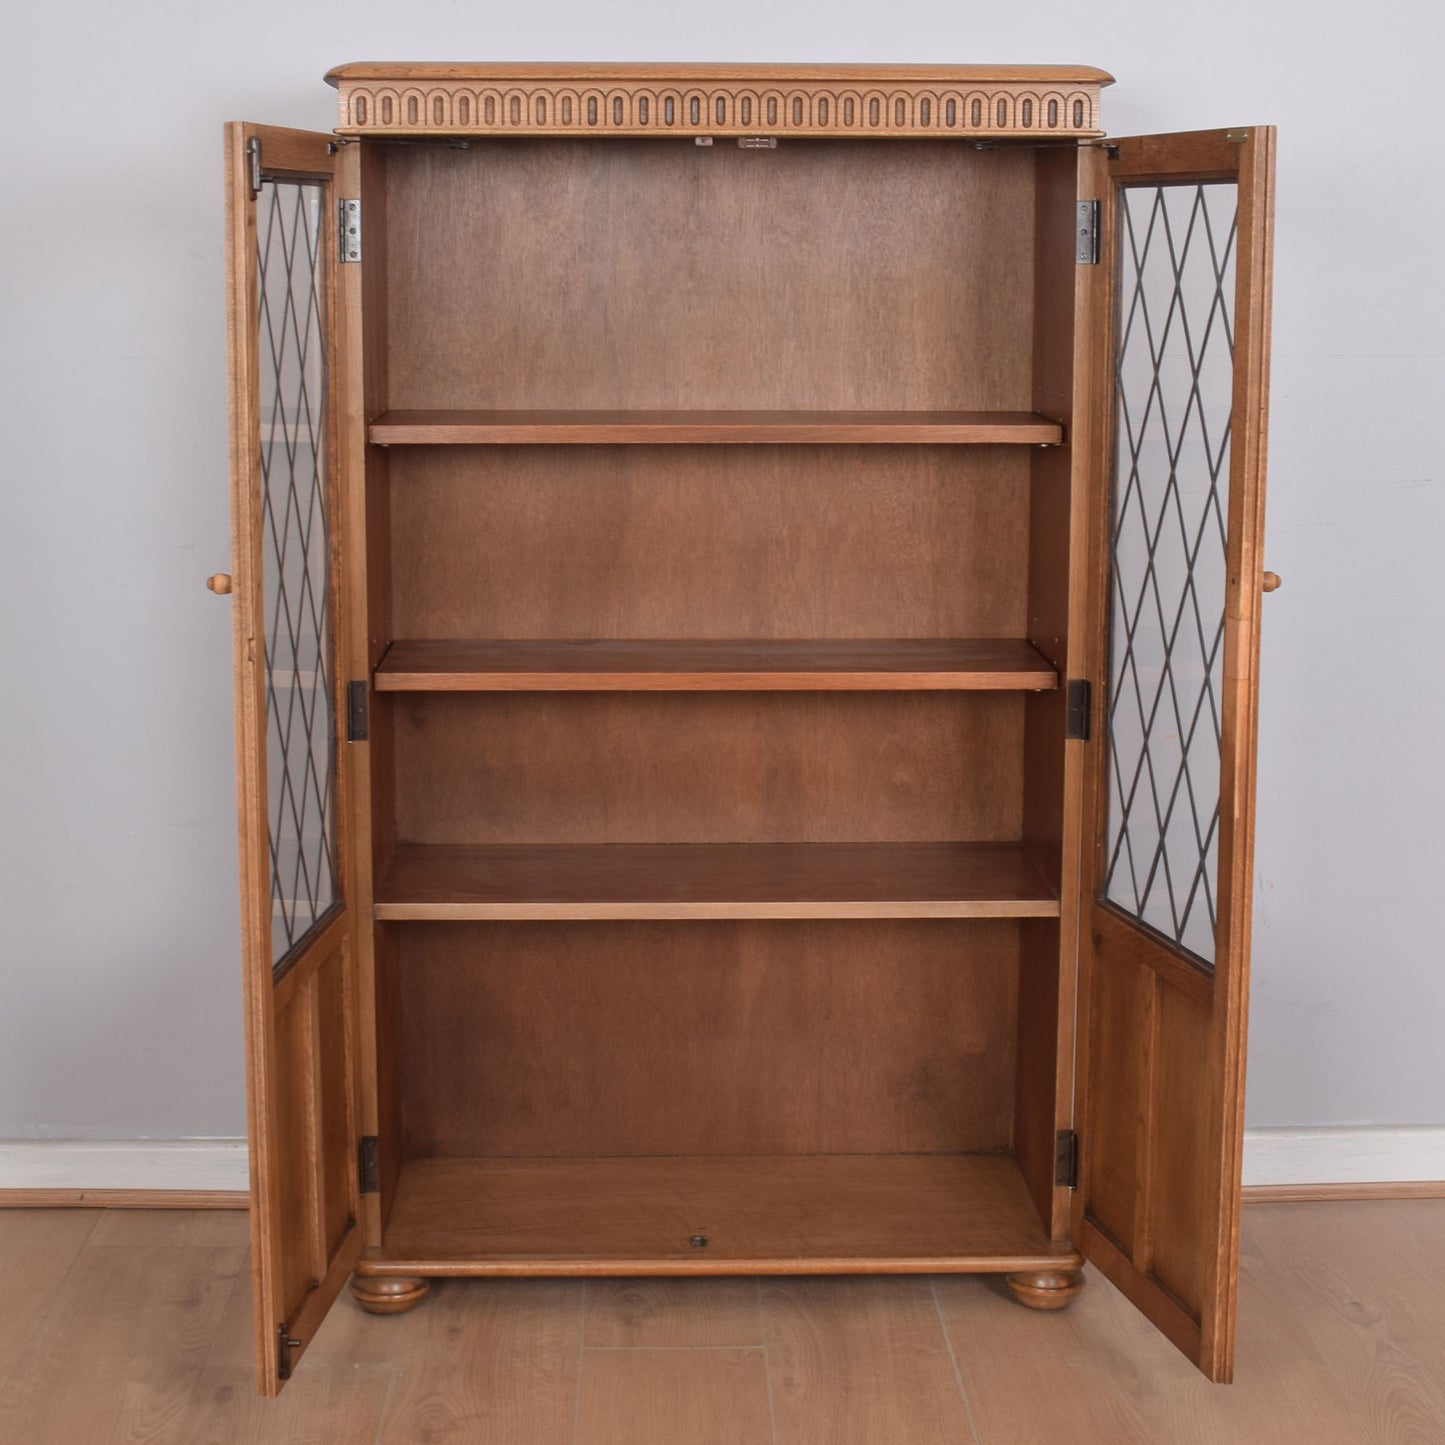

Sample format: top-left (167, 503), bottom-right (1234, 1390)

top-left (1255, 1202), bottom-right (1445, 1443)
top-left (931, 1273), bottom-right (1154, 1443)
top-left (5, 1202), bottom-right (1445, 1441)
top-left (576, 1347), bottom-right (774, 1445)
top-left (585, 1278), bottom-right (765, 1348)
top-left (0, 1210), bottom-right (99, 1393)
top-left (370, 1278), bottom-right (585, 1445)
top-left (0, 1238), bottom-right (244, 1445)
top-left (179, 1365), bottom-right (394, 1445)
top-left (87, 1207), bottom-right (251, 1250)
top-left (764, 1276), bottom-right (977, 1445)
top-left (934, 1212), bottom-right (1365, 1444)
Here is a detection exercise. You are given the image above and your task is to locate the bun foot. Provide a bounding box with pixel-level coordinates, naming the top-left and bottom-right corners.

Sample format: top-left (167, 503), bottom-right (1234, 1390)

top-left (349, 1274), bottom-right (430, 1315)
top-left (1006, 1269), bottom-right (1084, 1310)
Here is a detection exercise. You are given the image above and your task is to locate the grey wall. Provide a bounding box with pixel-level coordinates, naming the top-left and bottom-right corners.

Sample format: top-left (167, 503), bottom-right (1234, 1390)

top-left (2, 0), bottom-right (1440, 1139)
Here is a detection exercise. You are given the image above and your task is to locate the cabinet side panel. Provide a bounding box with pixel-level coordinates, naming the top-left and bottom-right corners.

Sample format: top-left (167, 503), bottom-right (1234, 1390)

top-left (1014, 918), bottom-right (1061, 1229)
top-left (398, 919), bottom-right (1018, 1158)
top-left (382, 140), bottom-right (1035, 411)
top-left (1017, 147), bottom-right (1089, 1234)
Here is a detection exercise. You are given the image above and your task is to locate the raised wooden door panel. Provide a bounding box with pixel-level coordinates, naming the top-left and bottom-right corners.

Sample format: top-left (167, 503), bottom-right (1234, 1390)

top-left (223, 122), bottom-right (363, 1395)
top-left (1073, 127), bottom-right (1274, 1382)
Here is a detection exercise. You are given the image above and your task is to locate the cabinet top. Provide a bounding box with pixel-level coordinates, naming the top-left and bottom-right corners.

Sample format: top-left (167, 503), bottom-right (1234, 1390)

top-left (324, 62), bottom-right (1114, 140)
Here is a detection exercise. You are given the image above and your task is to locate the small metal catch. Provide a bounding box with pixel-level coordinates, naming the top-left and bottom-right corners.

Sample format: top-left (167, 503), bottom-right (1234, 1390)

top-left (689, 1235), bottom-right (709, 1248)
top-left (737, 136), bottom-right (778, 149)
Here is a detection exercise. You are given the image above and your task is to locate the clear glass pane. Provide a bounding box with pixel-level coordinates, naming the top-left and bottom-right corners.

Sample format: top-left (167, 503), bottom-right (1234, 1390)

top-left (1103, 181), bottom-right (1237, 968)
top-left (256, 178), bottom-right (338, 969)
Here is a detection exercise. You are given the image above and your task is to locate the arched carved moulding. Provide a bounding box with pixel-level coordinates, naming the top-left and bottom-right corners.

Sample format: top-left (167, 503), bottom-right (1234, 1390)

top-left (327, 65), bottom-right (1110, 139)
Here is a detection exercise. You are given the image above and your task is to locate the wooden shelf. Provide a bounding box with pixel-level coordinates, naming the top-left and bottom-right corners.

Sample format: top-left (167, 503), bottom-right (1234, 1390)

top-left (374, 841), bottom-right (1059, 921)
top-left (374, 639), bottom-right (1059, 692)
top-left (367, 409), bottom-right (1064, 446)
top-left (362, 1154), bottom-right (1080, 1277)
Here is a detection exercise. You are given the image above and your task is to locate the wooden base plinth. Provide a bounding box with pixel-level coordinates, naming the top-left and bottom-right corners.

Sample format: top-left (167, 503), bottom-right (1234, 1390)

top-left (1005, 1269), bottom-right (1085, 1310)
top-left (349, 1274), bottom-right (430, 1315)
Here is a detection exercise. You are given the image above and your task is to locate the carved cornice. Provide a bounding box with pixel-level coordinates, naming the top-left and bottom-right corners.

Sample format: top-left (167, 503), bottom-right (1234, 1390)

top-left (326, 64), bottom-right (1112, 140)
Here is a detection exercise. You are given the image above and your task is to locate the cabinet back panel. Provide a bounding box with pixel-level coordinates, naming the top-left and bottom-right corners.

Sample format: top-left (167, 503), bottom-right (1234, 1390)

top-left (381, 140), bottom-right (1035, 411)
top-left (388, 445), bottom-right (1029, 640)
top-left (392, 691), bottom-right (1023, 844)
top-left (398, 919), bottom-right (1017, 1157)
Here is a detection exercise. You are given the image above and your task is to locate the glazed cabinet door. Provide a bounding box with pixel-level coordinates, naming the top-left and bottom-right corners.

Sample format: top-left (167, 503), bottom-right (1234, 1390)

top-left (222, 123), bottom-right (363, 1394)
top-left (1073, 128), bottom-right (1274, 1381)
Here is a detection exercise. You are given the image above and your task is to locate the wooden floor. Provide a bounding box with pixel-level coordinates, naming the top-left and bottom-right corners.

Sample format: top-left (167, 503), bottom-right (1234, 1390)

top-left (0, 1200), bottom-right (1442, 1442)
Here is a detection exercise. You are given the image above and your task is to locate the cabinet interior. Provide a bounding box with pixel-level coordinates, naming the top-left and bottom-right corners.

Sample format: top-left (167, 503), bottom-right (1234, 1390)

top-left (358, 136), bottom-right (1082, 1273)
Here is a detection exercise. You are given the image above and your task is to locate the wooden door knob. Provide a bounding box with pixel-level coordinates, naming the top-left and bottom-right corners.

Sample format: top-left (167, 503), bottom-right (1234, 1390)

top-left (207, 573), bottom-right (233, 595)
top-left (1262, 571), bottom-right (1281, 593)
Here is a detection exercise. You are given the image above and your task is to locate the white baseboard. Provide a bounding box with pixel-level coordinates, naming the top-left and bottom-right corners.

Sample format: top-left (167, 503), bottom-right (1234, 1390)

top-left (1241, 1126), bottom-right (1445, 1187)
top-left (0, 1129), bottom-right (1441, 1195)
top-left (0, 1140), bottom-right (249, 1193)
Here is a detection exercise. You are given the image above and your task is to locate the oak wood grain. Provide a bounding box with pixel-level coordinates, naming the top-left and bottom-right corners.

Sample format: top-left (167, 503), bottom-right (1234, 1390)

top-left (397, 919), bottom-right (1019, 1158)
top-left (370, 409), bottom-right (1064, 445)
top-left (374, 638), bottom-right (1058, 692)
top-left (0, 1211), bottom-right (99, 1395)
top-left (183, 1365), bottom-right (394, 1445)
top-left (0, 1240), bottom-right (243, 1443)
top-left (328, 61), bottom-right (1116, 84)
top-left (935, 1209), bottom-right (1367, 1444)
top-left (392, 692), bottom-right (1025, 846)
top-left (382, 141), bottom-right (1036, 412)
top-left (576, 1348), bottom-right (772, 1445)
top-left (368, 1278), bottom-right (584, 1445)
top-left (0, 1189), bottom-right (247, 1210)
top-left (364, 1155), bottom-right (1078, 1276)
top-left (375, 841), bottom-right (1059, 920)
top-left (584, 1278), bottom-right (764, 1348)
top-left (388, 445), bottom-right (1030, 643)
top-left (6, 1202), bottom-right (1445, 1441)
top-left (765, 1276), bottom-right (979, 1445)
top-left (1071, 128), bottom-right (1276, 1382)
top-left (325, 63), bottom-right (1112, 142)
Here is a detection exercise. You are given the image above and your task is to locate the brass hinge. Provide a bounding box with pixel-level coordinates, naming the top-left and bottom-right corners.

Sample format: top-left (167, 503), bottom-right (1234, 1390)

top-left (358, 1135), bottom-right (379, 1194)
top-left (346, 681), bottom-right (369, 742)
top-left (339, 198), bottom-right (361, 263)
top-left (1065, 679), bottom-right (1092, 741)
top-left (1055, 1129), bottom-right (1080, 1189)
top-left (1075, 200), bottom-right (1100, 264)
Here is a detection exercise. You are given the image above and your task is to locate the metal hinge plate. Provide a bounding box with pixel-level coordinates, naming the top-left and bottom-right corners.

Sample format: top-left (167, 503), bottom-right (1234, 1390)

top-left (246, 137), bottom-right (263, 200)
top-left (346, 681), bottom-right (369, 742)
top-left (1075, 199), bottom-right (1100, 264)
top-left (339, 198), bottom-right (361, 263)
top-left (277, 1322), bottom-right (301, 1381)
top-left (1065, 679), bottom-right (1092, 740)
top-left (358, 1135), bottom-right (379, 1194)
top-left (1055, 1129), bottom-right (1080, 1189)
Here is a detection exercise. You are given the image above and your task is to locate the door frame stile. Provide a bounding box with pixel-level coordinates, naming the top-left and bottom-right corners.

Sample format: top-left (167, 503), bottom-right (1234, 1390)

top-left (1069, 139), bottom-right (1116, 1253)
top-left (334, 136), bottom-right (383, 1250)
top-left (223, 120), bottom-right (288, 1395)
top-left (1202, 123), bottom-right (1275, 1379)
top-left (1055, 140), bottom-right (1113, 1239)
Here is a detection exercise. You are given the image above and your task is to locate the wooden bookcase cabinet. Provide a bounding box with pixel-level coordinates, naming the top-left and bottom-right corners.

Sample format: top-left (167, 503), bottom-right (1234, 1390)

top-left (218, 64), bottom-right (1274, 1394)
